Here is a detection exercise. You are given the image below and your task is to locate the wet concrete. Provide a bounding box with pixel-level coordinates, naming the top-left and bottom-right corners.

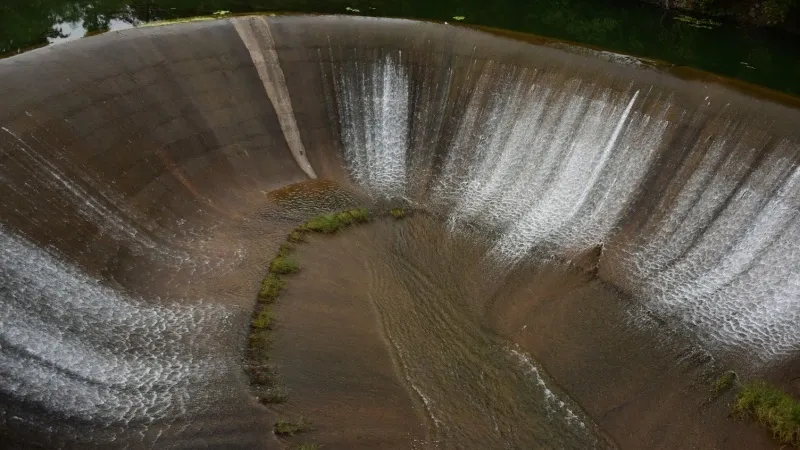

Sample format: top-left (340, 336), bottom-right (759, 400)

top-left (1, 14), bottom-right (799, 449)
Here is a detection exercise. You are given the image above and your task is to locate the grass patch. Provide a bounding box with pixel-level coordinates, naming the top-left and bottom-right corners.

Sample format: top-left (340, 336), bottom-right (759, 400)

top-left (270, 255), bottom-right (300, 274)
top-left (734, 381), bottom-right (800, 446)
top-left (335, 210), bottom-right (355, 226)
top-left (349, 207), bottom-right (370, 222)
top-left (247, 206), bottom-right (413, 413)
top-left (259, 273), bottom-right (286, 302)
top-left (288, 229), bottom-right (306, 242)
top-left (252, 307), bottom-right (276, 329)
top-left (303, 208), bottom-right (370, 233)
top-left (278, 242), bottom-right (295, 256)
top-left (275, 417), bottom-right (312, 436)
top-left (303, 214), bottom-right (343, 233)
top-left (713, 370), bottom-right (737, 394)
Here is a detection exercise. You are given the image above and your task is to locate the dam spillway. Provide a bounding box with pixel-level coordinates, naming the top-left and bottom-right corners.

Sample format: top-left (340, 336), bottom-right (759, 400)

top-left (1, 14), bottom-right (799, 448)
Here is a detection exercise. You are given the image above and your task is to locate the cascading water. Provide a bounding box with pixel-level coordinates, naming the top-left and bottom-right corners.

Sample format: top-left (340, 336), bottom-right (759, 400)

top-left (327, 48), bottom-right (800, 364)
top-left (1, 14), bottom-right (799, 448)
top-left (0, 227), bottom-right (232, 442)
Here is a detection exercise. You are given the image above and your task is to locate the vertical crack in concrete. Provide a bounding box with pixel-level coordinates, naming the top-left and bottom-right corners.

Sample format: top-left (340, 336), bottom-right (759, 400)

top-left (233, 17), bottom-right (317, 179)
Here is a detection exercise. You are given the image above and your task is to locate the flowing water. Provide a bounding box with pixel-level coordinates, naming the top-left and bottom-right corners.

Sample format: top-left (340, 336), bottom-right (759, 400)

top-left (322, 43), bottom-right (800, 363)
top-left (0, 14), bottom-right (798, 448)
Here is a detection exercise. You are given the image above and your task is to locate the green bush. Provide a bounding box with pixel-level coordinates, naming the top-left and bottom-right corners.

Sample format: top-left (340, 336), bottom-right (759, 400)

top-left (734, 381), bottom-right (800, 446)
top-left (247, 206), bottom-right (387, 405)
top-left (349, 208), bottom-right (370, 222)
top-left (390, 208), bottom-right (406, 219)
top-left (335, 210), bottom-right (355, 225)
top-left (278, 242), bottom-right (295, 256)
top-left (259, 274), bottom-right (286, 301)
top-left (252, 307), bottom-right (276, 329)
top-left (288, 229), bottom-right (306, 242)
top-left (301, 208), bottom-right (371, 233)
top-left (275, 417), bottom-right (312, 436)
top-left (304, 214), bottom-right (342, 233)
top-left (713, 370), bottom-right (737, 394)
top-left (270, 255), bottom-right (300, 274)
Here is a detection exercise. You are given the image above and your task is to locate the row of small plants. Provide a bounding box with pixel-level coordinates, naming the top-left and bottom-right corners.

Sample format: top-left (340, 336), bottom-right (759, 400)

top-left (243, 207), bottom-right (408, 445)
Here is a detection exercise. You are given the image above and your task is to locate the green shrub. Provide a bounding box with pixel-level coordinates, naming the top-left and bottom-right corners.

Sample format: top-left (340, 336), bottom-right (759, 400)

top-left (248, 206), bottom-right (389, 410)
top-left (288, 229), bottom-right (306, 242)
top-left (252, 307), bottom-right (276, 329)
top-left (335, 210), bottom-right (355, 225)
top-left (349, 208), bottom-right (370, 222)
top-left (734, 381), bottom-right (800, 446)
top-left (275, 417), bottom-right (312, 436)
top-left (259, 274), bottom-right (286, 301)
top-left (713, 370), bottom-right (737, 394)
top-left (390, 208), bottom-right (406, 219)
top-left (278, 242), bottom-right (294, 256)
top-left (301, 208), bottom-right (370, 233)
top-left (270, 255), bottom-right (300, 274)
top-left (304, 214), bottom-right (341, 233)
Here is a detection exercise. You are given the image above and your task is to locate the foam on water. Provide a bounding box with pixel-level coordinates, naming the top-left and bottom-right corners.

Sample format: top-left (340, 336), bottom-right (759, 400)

top-left (0, 227), bottom-right (231, 425)
top-left (622, 142), bottom-right (800, 362)
top-left (332, 52), bottom-right (410, 196)
top-left (330, 50), bottom-right (800, 363)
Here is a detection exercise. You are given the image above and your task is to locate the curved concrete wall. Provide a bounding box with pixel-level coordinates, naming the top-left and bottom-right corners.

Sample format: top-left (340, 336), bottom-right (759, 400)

top-left (1, 15), bottom-right (799, 448)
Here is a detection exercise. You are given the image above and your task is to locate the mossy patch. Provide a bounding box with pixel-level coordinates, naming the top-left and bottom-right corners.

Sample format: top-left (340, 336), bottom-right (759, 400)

top-left (302, 208), bottom-right (370, 233)
top-left (270, 255), bottom-right (300, 274)
top-left (288, 229), bottom-right (306, 243)
top-left (259, 274), bottom-right (286, 302)
top-left (303, 214), bottom-right (339, 233)
top-left (252, 307), bottom-right (276, 329)
top-left (246, 206), bottom-right (415, 415)
top-left (734, 381), bottom-right (800, 446)
top-left (713, 370), bottom-right (737, 394)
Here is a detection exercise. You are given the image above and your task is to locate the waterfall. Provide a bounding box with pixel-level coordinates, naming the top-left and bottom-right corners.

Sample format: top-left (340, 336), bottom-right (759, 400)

top-left (331, 50), bottom-right (800, 363)
top-left (0, 228), bottom-right (230, 424)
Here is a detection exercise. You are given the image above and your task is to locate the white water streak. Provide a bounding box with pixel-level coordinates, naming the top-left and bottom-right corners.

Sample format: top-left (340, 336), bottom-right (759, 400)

top-left (332, 51), bottom-right (800, 362)
top-left (0, 228), bottom-right (230, 423)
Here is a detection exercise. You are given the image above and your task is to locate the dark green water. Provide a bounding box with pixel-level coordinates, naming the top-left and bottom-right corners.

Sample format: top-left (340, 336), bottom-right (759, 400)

top-left (2, 0), bottom-right (800, 95)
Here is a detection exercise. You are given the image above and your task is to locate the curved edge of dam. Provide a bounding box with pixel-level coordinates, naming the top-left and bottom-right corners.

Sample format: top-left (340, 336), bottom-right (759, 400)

top-left (1, 14), bottom-right (799, 448)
